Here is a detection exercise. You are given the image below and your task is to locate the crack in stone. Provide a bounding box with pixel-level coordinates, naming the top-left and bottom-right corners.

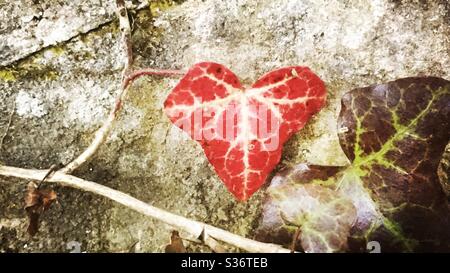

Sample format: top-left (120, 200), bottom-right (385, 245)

top-left (0, 4), bottom-right (148, 68)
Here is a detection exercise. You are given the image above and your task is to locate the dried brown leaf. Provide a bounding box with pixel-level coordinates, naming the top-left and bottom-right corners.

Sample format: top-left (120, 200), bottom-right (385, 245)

top-left (24, 182), bottom-right (57, 236)
top-left (165, 230), bottom-right (187, 253)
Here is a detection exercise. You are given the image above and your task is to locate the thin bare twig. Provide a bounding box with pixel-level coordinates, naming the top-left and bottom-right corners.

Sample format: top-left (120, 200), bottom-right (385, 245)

top-left (168, 232), bottom-right (226, 253)
top-left (116, 0), bottom-right (133, 74)
top-left (60, 90), bottom-right (127, 174)
top-left (60, 0), bottom-right (133, 174)
top-left (61, 0), bottom-right (133, 173)
top-left (60, 0), bottom-right (134, 174)
top-left (202, 231), bottom-right (227, 253)
top-left (172, 230), bottom-right (227, 253)
top-left (37, 163), bottom-right (64, 189)
top-left (0, 101), bottom-right (15, 151)
top-left (60, 1), bottom-right (184, 174)
top-left (0, 165), bottom-right (290, 253)
top-left (290, 227), bottom-right (301, 253)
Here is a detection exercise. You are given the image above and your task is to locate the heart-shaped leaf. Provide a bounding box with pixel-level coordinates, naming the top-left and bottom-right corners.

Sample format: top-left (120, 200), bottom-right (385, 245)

top-left (257, 77), bottom-right (450, 252)
top-left (164, 62), bottom-right (326, 200)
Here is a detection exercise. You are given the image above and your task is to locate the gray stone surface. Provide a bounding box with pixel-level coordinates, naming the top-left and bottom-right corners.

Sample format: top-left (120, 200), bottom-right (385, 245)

top-left (0, 0), bottom-right (449, 252)
top-left (0, 0), bottom-right (118, 66)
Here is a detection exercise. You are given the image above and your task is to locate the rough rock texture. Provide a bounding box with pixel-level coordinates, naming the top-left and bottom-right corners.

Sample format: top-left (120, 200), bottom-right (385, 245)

top-left (0, 0), bottom-right (118, 66)
top-left (0, 0), bottom-right (449, 252)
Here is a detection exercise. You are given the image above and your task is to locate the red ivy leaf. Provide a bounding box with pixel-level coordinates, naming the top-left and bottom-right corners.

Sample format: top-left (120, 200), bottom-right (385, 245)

top-left (164, 62), bottom-right (326, 200)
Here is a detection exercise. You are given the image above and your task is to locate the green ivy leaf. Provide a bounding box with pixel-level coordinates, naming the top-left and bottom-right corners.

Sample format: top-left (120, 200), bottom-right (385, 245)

top-left (255, 165), bottom-right (356, 253)
top-left (256, 77), bottom-right (450, 252)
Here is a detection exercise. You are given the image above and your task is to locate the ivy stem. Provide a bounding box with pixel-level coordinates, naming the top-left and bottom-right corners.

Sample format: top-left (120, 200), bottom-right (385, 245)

top-left (123, 68), bottom-right (186, 89)
top-left (60, 1), bottom-right (184, 174)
